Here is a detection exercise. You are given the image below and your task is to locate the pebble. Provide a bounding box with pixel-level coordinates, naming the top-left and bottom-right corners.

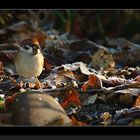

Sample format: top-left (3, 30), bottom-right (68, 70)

top-left (11, 91), bottom-right (72, 125)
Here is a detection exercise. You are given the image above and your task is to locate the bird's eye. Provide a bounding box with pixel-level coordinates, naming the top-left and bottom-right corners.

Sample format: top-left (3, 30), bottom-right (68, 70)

top-left (32, 45), bottom-right (39, 50)
top-left (23, 45), bottom-right (30, 50)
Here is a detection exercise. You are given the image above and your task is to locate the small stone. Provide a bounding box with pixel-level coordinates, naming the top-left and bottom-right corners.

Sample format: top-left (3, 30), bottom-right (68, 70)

top-left (11, 91), bottom-right (72, 125)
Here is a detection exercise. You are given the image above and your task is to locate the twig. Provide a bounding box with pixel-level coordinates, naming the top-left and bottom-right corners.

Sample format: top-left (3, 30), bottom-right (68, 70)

top-left (96, 82), bottom-right (140, 103)
top-left (15, 82), bottom-right (140, 97)
top-left (28, 86), bottom-right (71, 95)
top-left (0, 50), bottom-right (17, 53)
top-left (101, 82), bottom-right (140, 95)
top-left (78, 88), bottom-right (106, 94)
top-left (28, 87), bottom-right (106, 95)
top-left (0, 43), bottom-right (20, 48)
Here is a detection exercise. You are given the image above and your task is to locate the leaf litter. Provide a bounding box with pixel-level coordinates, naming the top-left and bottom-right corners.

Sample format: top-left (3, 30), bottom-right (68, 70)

top-left (1, 10), bottom-right (140, 126)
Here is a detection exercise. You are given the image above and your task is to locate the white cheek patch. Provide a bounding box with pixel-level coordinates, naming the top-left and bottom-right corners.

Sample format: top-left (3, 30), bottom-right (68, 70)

top-left (20, 45), bottom-right (33, 54)
top-left (37, 49), bottom-right (41, 54)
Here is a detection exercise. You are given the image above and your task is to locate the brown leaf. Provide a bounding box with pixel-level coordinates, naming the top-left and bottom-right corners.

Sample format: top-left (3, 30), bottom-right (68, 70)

top-left (34, 80), bottom-right (43, 89)
top-left (119, 93), bottom-right (134, 105)
top-left (44, 58), bottom-right (53, 72)
top-left (134, 76), bottom-right (140, 82)
top-left (0, 51), bottom-right (14, 65)
top-left (81, 74), bottom-right (100, 91)
top-left (134, 96), bottom-right (140, 107)
top-left (25, 81), bottom-right (43, 89)
top-left (5, 93), bottom-right (18, 106)
top-left (104, 77), bottom-right (126, 86)
top-left (71, 116), bottom-right (87, 126)
top-left (0, 62), bottom-right (4, 75)
top-left (100, 112), bottom-right (112, 122)
top-left (61, 89), bottom-right (81, 108)
top-left (91, 48), bottom-right (115, 71)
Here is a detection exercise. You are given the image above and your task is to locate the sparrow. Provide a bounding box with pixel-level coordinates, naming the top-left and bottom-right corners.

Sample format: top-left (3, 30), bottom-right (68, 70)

top-left (14, 38), bottom-right (44, 80)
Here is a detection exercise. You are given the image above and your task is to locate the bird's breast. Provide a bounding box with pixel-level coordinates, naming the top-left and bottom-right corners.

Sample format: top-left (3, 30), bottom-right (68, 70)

top-left (14, 51), bottom-right (44, 78)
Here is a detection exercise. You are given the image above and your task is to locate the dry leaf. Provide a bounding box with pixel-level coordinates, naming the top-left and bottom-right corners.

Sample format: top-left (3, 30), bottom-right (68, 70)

top-left (5, 93), bottom-right (18, 106)
top-left (100, 112), bottom-right (112, 122)
top-left (91, 48), bottom-right (115, 70)
top-left (134, 96), bottom-right (140, 107)
top-left (71, 116), bottom-right (87, 126)
top-left (107, 77), bottom-right (126, 85)
top-left (61, 89), bottom-right (81, 108)
top-left (81, 74), bottom-right (101, 91)
top-left (0, 62), bottom-right (4, 75)
top-left (119, 93), bottom-right (134, 105)
top-left (44, 58), bottom-right (52, 72)
top-left (134, 76), bottom-right (140, 82)
top-left (83, 94), bottom-right (97, 105)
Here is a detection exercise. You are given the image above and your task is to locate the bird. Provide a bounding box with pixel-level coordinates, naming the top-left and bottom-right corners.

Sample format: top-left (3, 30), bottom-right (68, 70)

top-left (14, 38), bottom-right (44, 84)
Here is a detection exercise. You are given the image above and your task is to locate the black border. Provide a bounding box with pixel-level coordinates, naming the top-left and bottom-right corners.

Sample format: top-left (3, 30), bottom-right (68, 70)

top-left (0, 0), bottom-right (140, 136)
top-left (1, 135), bottom-right (140, 140)
top-left (0, 126), bottom-right (140, 135)
top-left (0, 0), bottom-right (139, 9)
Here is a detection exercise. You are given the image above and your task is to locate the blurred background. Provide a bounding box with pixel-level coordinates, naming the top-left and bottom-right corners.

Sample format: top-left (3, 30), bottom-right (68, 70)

top-left (1, 10), bottom-right (140, 44)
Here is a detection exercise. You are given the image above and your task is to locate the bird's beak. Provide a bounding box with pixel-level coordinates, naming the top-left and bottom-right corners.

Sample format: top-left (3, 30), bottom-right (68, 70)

top-left (32, 45), bottom-right (40, 55)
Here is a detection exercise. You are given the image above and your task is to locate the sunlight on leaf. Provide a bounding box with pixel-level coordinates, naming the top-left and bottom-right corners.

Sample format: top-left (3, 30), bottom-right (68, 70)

top-left (61, 88), bottom-right (81, 108)
top-left (81, 74), bottom-right (99, 91)
top-left (134, 96), bottom-right (140, 107)
top-left (71, 116), bottom-right (87, 126)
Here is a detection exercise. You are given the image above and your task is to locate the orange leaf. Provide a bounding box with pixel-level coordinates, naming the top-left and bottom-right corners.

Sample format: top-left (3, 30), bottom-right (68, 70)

top-left (71, 116), bottom-right (87, 126)
top-left (134, 96), bottom-right (140, 107)
top-left (81, 74), bottom-right (98, 91)
top-left (61, 89), bottom-right (81, 108)
top-left (5, 93), bottom-right (18, 105)
top-left (5, 96), bottom-right (15, 104)
top-left (81, 81), bottom-right (89, 91)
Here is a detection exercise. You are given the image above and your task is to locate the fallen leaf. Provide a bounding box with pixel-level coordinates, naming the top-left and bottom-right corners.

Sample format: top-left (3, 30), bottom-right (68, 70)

top-left (83, 94), bottom-right (97, 105)
top-left (105, 77), bottom-right (126, 86)
top-left (119, 93), bottom-right (134, 105)
top-left (134, 75), bottom-right (140, 82)
top-left (0, 51), bottom-right (14, 65)
top-left (134, 96), bottom-right (140, 107)
top-left (71, 116), bottom-right (87, 125)
top-left (61, 89), bottom-right (81, 108)
top-left (44, 58), bottom-right (53, 72)
top-left (0, 96), bottom-right (5, 111)
top-left (81, 74), bottom-right (101, 91)
top-left (5, 93), bottom-right (18, 106)
top-left (131, 118), bottom-right (140, 125)
top-left (91, 48), bottom-right (115, 71)
top-left (100, 112), bottom-right (112, 122)
top-left (0, 62), bottom-right (4, 75)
